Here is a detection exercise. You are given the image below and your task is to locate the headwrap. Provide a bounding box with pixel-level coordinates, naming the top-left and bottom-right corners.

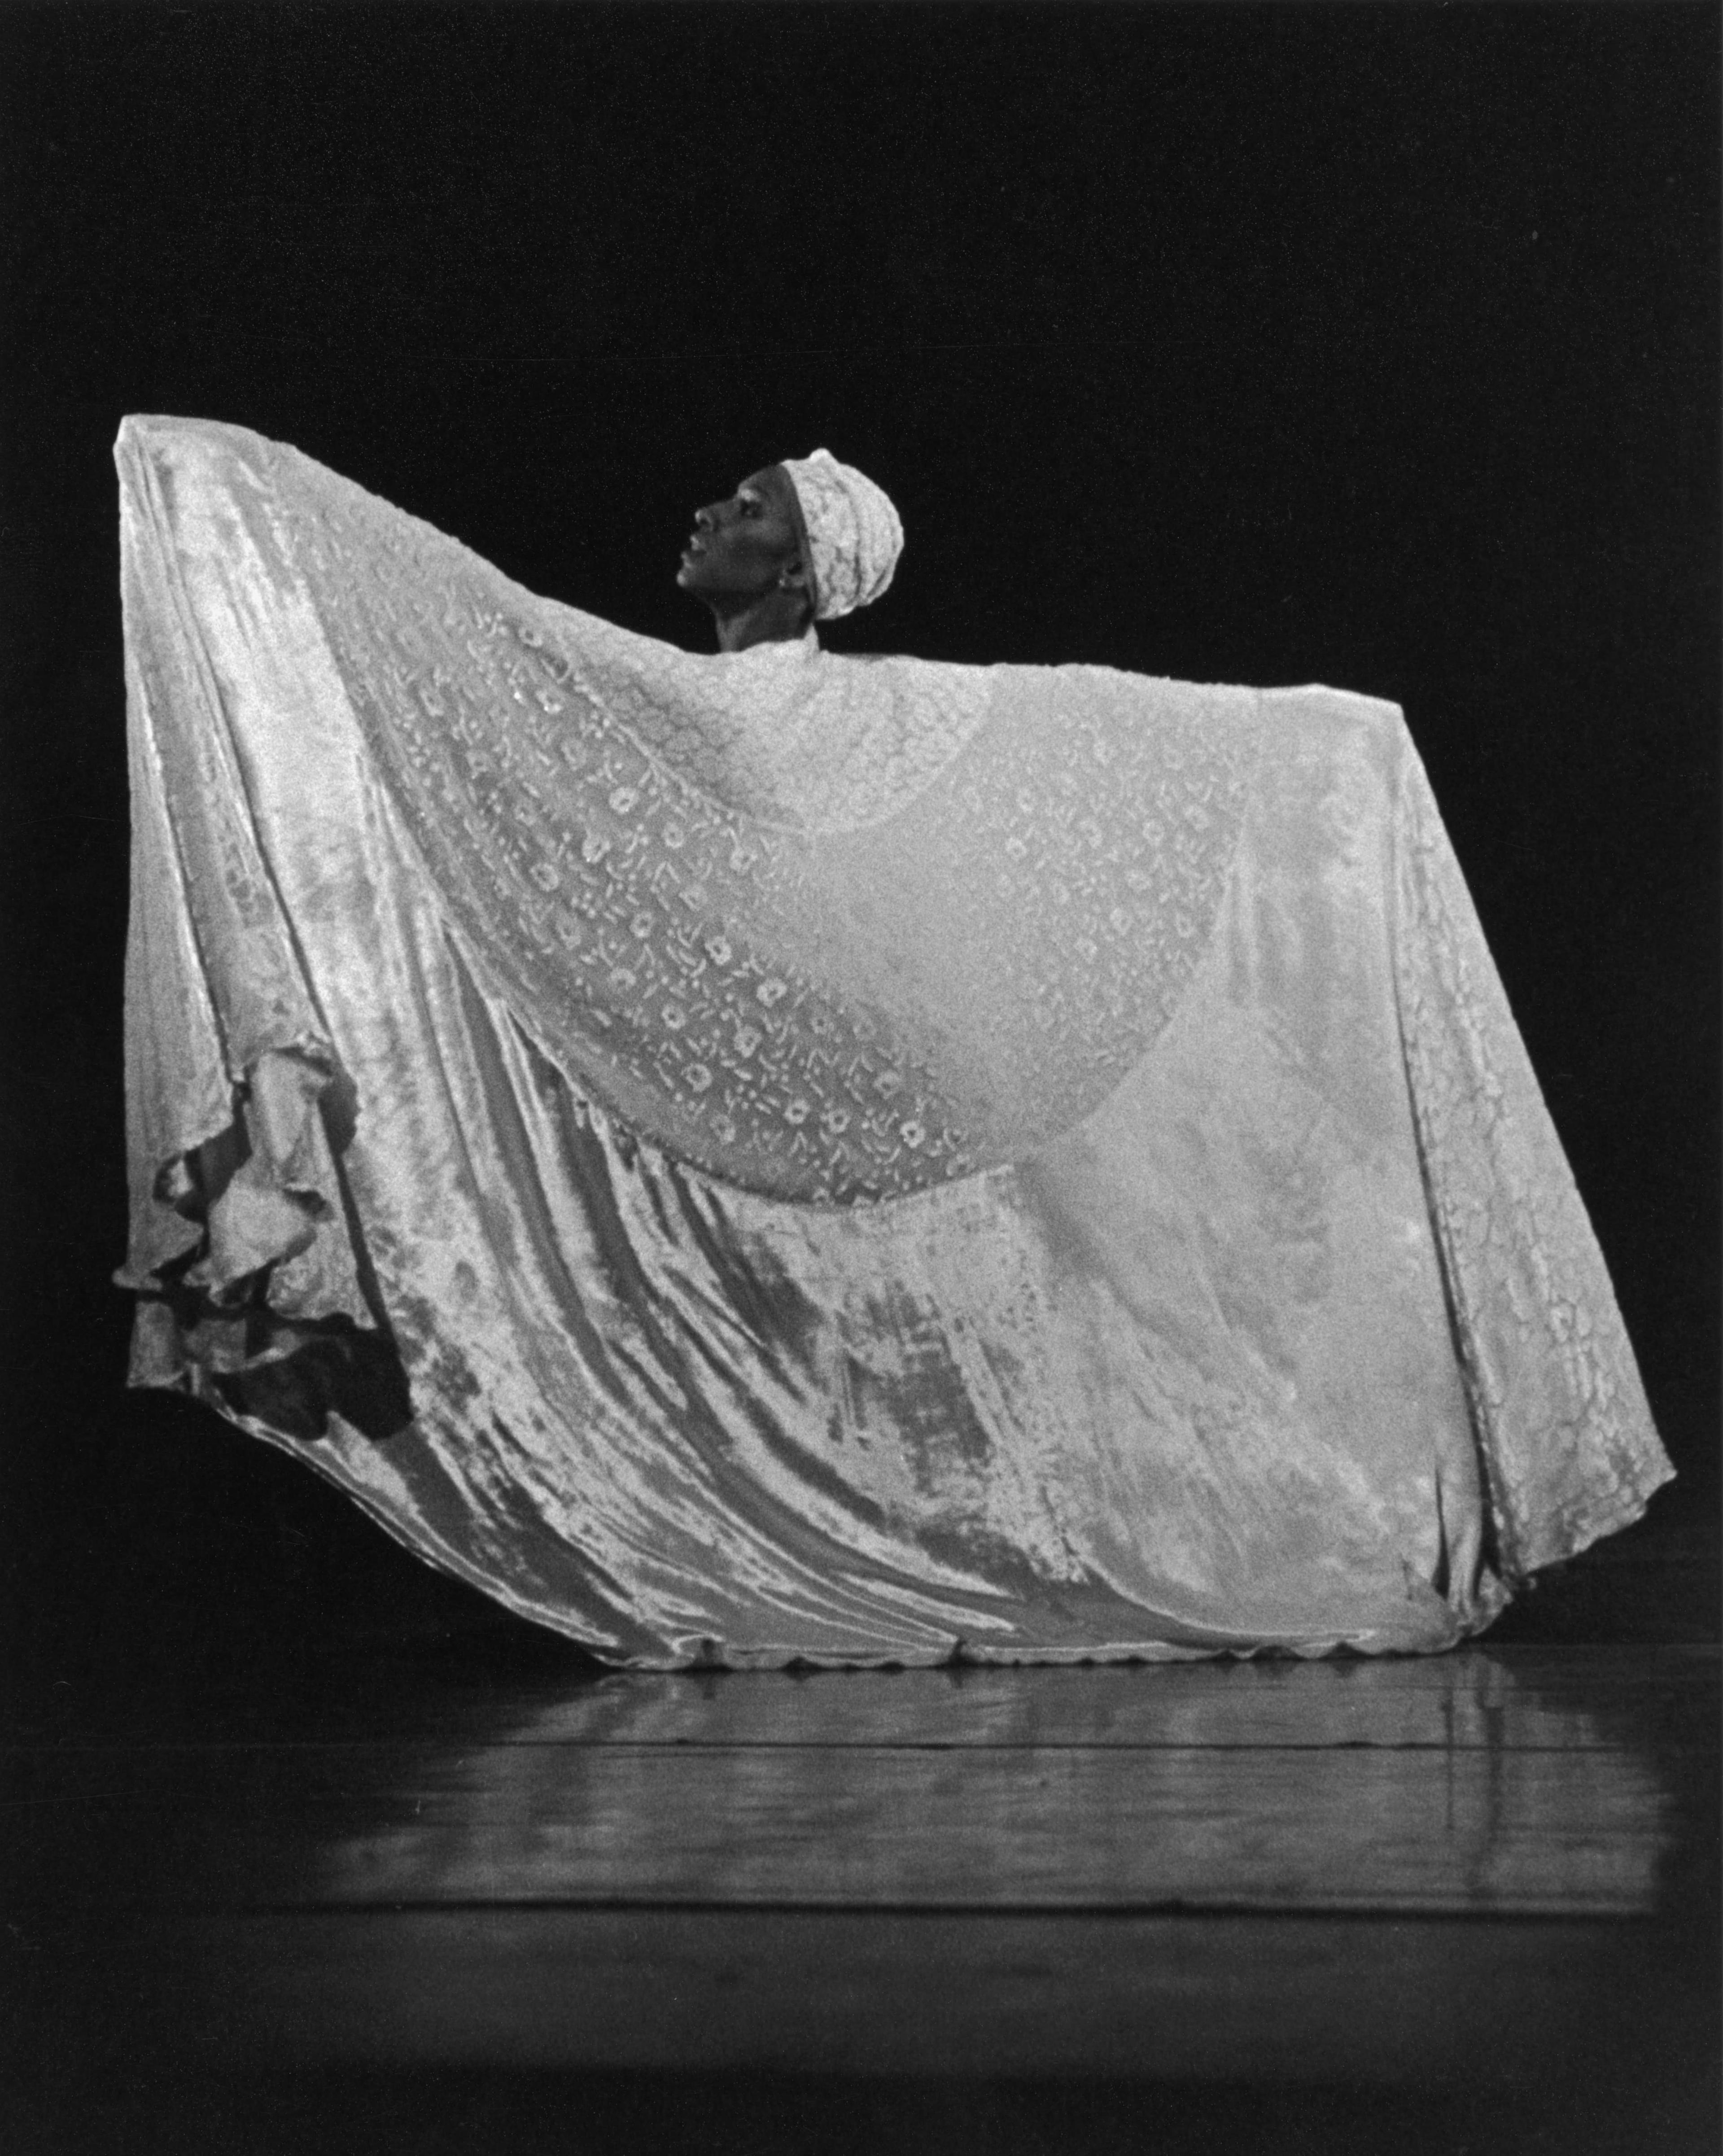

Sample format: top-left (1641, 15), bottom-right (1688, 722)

top-left (780, 449), bottom-right (903, 621)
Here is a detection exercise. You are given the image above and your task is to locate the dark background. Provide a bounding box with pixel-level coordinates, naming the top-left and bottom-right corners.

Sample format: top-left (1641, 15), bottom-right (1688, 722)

top-left (3, 1), bottom-right (1716, 1702)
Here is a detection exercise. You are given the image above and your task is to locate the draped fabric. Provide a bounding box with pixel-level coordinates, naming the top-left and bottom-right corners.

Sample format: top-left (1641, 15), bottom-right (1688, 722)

top-left (116, 415), bottom-right (1672, 1666)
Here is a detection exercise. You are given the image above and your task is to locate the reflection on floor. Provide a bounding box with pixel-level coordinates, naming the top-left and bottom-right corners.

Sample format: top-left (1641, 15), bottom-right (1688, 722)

top-left (7, 1641), bottom-right (1719, 2154)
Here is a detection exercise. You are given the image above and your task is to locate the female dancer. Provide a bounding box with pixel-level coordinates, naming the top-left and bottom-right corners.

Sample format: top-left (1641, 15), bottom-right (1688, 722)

top-left (116, 418), bottom-right (1670, 1665)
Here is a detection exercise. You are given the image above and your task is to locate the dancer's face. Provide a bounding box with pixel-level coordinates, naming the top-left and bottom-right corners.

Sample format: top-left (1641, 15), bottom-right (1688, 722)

top-left (676, 465), bottom-right (809, 608)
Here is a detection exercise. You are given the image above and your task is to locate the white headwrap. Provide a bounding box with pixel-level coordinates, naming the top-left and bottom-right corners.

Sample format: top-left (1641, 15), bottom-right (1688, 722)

top-left (780, 449), bottom-right (904, 621)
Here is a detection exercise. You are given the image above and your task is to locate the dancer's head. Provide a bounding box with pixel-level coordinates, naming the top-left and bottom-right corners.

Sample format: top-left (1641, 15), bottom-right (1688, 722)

top-left (677, 450), bottom-right (902, 650)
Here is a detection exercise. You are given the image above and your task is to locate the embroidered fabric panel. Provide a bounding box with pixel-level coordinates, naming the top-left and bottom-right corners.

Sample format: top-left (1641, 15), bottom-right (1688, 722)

top-left (266, 436), bottom-right (1262, 1202)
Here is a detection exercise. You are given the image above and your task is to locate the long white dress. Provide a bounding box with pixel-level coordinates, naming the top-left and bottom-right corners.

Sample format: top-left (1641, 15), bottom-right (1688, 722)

top-left (115, 415), bottom-right (1672, 1666)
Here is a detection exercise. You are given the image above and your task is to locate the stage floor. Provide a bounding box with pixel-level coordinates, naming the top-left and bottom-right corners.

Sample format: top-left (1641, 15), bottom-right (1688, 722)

top-left (7, 1626), bottom-right (1717, 2155)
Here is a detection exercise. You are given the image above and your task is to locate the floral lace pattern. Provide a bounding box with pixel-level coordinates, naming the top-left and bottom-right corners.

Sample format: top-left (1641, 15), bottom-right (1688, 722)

top-left (270, 439), bottom-right (1264, 1203)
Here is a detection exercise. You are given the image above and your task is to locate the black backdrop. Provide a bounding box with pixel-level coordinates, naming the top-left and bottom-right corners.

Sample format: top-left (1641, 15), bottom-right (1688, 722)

top-left (4, 2), bottom-right (1716, 1690)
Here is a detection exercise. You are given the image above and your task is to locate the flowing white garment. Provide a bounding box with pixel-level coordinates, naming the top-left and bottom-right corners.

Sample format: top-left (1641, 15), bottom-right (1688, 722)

top-left (116, 415), bottom-right (1672, 1666)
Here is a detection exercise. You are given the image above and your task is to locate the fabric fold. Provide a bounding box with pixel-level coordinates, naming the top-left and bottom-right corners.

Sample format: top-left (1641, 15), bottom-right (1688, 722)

top-left (115, 415), bottom-right (1673, 1667)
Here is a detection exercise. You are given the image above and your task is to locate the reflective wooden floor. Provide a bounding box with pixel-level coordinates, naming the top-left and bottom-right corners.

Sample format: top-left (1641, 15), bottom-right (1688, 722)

top-left (5, 1609), bottom-right (1718, 2155)
top-left (9, 1627), bottom-right (1719, 2155)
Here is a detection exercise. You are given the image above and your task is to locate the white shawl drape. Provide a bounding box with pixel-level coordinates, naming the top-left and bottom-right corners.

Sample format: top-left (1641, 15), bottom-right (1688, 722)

top-left (117, 416), bottom-right (1671, 1665)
